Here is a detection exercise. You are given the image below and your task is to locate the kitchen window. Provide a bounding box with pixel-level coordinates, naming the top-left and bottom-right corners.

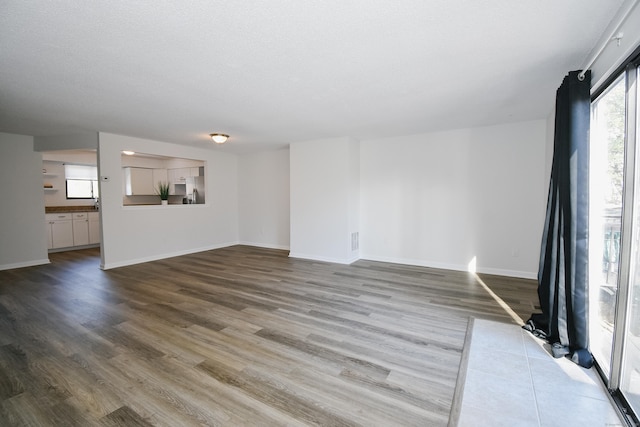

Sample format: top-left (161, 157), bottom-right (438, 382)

top-left (65, 164), bottom-right (99, 199)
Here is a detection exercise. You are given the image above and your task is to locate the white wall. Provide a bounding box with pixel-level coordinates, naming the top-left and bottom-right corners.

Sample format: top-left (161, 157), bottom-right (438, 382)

top-left (290, 137), bottom-right (360, 264)
top-left (544, 108), bottom-right (555, 189)
top-left (360, 120), bottom-right (547, 278)
top-left (348, 139), bottom-right (360, 259)
top-left (0, 132), bottom-right (49, 270)
top-left (34, 131), bottom-right (98, 152)
top-left (238, 148), bottom-right (290, 250)
top-left (42, 150), bottom-right (97, 164)
top-left (1, 122), bottom-right (546, 277)
top-left (98, 133), bottom-right (239, 269)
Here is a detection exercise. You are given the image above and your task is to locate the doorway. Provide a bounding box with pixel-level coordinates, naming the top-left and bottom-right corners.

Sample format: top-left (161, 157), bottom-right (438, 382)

top-left (42, 149), bottom-right (102, 255)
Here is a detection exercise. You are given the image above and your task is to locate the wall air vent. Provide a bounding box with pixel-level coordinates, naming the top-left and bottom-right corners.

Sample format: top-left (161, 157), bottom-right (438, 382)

top-left (351, 232), bottom-right (359, 251)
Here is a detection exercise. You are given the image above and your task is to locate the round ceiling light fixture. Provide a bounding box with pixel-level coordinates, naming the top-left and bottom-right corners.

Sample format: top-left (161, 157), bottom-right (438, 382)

top-left (210, 133), bottom-right (229, 144)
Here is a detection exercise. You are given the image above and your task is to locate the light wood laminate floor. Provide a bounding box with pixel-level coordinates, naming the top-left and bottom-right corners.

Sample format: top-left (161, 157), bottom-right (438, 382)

top-left (0, 246), bottom-right (538, 426)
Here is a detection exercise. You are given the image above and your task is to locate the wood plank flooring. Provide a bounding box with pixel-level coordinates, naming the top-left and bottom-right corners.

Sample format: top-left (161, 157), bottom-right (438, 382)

top-left (0, 245), bottom-right (538, 426)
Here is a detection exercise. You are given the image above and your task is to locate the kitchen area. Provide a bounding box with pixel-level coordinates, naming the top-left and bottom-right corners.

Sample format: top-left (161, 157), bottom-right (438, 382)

top-left (42, 149), bottom-right (206, 253)
top-left (42, 150), bottom-right (101, 252)
top-left (121, 151), bottom-right (205, 206)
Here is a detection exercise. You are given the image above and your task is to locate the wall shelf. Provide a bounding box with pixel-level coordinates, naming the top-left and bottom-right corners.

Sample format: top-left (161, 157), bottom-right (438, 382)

top-left (43, 171), bottom-right (58, 193)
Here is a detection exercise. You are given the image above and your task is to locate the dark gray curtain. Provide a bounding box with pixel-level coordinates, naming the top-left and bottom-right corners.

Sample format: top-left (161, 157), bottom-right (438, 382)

top-left (523, 70), bottom-right (593, 368)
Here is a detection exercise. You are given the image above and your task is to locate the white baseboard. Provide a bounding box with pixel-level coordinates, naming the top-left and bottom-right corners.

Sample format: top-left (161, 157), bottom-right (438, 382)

top-left (359, 253), bottom-right (536, 280)
top-left (0, 258), bottom-right (50, 271)
top-left (100, 241), bottom-right (238, 270)
top-left (360, 253), bottom-right (465, 272)
top-left (476, 267), bottom-right (537, 280)
top-left (99, 243), bottom-right (537, 280)
top-left (288, 252), bottom-right (358, 265)
top-left (237, 241), bottom-right (290, 251)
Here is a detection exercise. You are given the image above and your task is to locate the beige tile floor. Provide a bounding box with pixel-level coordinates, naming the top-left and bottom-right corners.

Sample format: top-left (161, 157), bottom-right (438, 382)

top-left (457, 319), bottom-right (623, 427)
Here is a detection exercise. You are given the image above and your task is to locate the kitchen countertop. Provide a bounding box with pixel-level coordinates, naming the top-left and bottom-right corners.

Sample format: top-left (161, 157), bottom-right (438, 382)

top-left (45, 206), bottom-right (99, 213)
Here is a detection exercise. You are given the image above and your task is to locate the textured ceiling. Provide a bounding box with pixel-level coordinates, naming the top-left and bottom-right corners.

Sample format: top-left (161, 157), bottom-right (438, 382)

top-left (0, 1), bottom-right (623, 153)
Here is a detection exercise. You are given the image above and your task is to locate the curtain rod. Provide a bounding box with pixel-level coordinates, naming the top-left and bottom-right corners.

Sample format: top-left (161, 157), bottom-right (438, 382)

top-left (578, 0), bottom-right (639, 81)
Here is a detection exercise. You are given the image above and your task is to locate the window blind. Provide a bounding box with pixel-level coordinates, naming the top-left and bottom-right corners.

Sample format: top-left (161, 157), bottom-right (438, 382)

top-left (64, 164), bottom-right (97, 180)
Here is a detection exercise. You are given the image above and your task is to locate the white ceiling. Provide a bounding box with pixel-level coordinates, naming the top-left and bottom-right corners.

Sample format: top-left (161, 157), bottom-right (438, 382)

top-left (0, 1), bottom-right (623, 154)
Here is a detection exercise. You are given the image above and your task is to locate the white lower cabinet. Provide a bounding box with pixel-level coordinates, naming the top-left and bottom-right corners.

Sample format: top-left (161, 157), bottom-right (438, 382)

top-left (72, 213), bottom-right (90, 246)
top-left (89, 212), bottom-right (100, 244)
top-left (46, 213), bottom-right (74, 249)
top-left (46, 211), bottom-right (100, 250)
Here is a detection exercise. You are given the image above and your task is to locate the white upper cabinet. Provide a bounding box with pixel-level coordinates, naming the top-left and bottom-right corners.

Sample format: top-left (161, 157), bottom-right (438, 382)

top-left (152, 168), bottom-right (168, 189)
top-left (123, 167), bottom-right (155, 195)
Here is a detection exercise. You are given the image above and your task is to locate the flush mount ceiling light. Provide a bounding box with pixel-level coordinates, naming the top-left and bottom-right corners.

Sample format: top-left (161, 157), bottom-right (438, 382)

top-left (210, 133), bottom-right (229, 144)
top-left (122, 150), bottom-right (135, 155)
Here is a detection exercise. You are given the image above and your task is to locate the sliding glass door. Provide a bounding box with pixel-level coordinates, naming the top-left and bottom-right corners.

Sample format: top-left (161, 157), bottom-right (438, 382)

top-left (620, 64), bottom-right (640, 414)
top-left (590, 75), bottom-right (626, 380)
top-left (590, 60), bottom-right (640, 421)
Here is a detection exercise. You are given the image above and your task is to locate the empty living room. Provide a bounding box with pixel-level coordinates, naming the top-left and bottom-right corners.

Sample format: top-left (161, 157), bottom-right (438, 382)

top-left (2, 1), bottom-right (640, 426)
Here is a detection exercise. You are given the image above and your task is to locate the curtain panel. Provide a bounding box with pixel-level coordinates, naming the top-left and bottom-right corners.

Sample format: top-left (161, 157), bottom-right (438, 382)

top-left (524, 70), bottom-right (593, 368)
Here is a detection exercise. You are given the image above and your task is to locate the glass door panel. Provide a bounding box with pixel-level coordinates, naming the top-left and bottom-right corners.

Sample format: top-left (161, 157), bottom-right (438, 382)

top-left (589, 75), bottom-right (626, 379)
top-left (620, 65), bottom-right (640, 414)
